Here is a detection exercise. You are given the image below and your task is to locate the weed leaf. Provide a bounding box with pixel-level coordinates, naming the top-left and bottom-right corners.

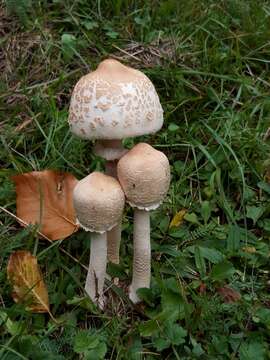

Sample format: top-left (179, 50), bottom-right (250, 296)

top-left (246, 205), bottom-right (265, 224)
top-left (210, 261), bottom-right (235, 281)
top-left (227, 225), bottom-right (241, 252)
top-left (194, 246), bottom-right (206, 277)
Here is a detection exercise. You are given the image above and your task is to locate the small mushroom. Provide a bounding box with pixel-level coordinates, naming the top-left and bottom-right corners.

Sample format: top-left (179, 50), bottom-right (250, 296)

top-left (73, 172), bottom-right (125, 307)
top-left (117, 143), bottom-right (170, 303)
top-left (68, 59), bottom-right (164, 267)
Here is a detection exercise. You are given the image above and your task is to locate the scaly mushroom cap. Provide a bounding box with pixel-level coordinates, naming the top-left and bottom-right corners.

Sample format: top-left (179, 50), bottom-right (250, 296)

top-left (68, 59), bottom-right (163, 140)
top-left (73, 172), bottom-right (125, 233)
top-left (117, 143), bottom-right (170, 210)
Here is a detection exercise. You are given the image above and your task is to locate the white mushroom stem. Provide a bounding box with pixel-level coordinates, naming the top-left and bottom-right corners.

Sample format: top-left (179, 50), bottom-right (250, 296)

top-left (85, 232), bottom-right (107, 308)
top-left (129, 208), bottom-right (151, 303)
top-left (94, 140), bottom-right (127, 163)
top-left (105, 161), bottom-right (118, 180)
top-left (107, 222), bottom-right (121, 264)
top-left (96, 140), bottom-right (127, 267)
top-left (105, 160), bottom-right (122, 266)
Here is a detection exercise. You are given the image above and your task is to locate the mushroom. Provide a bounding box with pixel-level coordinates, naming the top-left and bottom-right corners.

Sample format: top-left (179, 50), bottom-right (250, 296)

top-left (73, 172), bottom-right (125, 307)
top-left (117, 143), bottom-right (170, 303)
top-left (68, 59), bottom-right (164, 267)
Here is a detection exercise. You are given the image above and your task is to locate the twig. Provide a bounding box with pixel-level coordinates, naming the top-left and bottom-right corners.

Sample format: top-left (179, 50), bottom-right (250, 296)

top-left (112, 44), bottom-right (142, 62)
top-left (0, 206), bottom-right (87, 271)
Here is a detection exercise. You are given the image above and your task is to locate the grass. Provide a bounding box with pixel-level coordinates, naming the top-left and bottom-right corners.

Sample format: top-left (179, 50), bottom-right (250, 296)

top-left (1, 0), bottom-right (270, 358)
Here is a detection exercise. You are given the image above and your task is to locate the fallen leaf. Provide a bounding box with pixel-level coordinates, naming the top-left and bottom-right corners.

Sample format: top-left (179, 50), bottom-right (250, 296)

top-left (217, 286), bottom-right (241, 303)
top-left (242, 246), bottom-right (256, 254)
top-left (12, 170), bottom-right (78, 240)
top-left (169, 209), bottom-right (187, 228)
top-left (7, 250), bottom-right (50, 313)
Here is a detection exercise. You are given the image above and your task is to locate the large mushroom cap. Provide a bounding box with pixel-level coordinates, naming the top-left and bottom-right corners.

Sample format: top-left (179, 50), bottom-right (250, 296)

top-left (117, 143), bottom-right (170, 210)
top-left (73, 172), bottom-right (125, 233)
top-left (68, 59), bottom-right (163, 140)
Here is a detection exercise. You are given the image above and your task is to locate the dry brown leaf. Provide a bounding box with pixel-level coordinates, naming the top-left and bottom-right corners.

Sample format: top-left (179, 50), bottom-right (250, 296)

top-left (169, 209), bottom-right (187, 228)
top-left (198, 282), bottom-right (207, 294)
top-left (7, 250), bottom-right (50, 313)
top-left (12, 170), bottom-right (78, 240)
top-left (217, 286), bottom-right (241, 303)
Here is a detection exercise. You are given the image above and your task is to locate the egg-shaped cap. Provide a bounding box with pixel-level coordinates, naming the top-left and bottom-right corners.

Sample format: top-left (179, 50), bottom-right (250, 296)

top-left (117, 143), bottom-right (170, 210)
top-left (68, 59), bottom-right (163, 140)
top-left (73, 172), bottom-right (125, 233)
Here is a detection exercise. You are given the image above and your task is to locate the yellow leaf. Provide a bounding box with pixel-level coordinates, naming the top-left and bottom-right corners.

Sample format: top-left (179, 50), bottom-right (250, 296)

top-left (169, 209), bottom-right (187, 228)
top-left (12, 170), bottom-right (78, 240)
top-left (242, 246), bottom-right (256, 254)
top-left (7, 251), bottom-right (50, 313)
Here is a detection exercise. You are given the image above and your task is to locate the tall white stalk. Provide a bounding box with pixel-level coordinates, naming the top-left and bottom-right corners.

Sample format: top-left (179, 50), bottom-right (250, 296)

top-left (129, 209), bottom-right (151, 303)
top-left (107, 224), bottom-right (121, 264)
top-left (85, 232), bottom-right (107, 308)
top-left (105, 159), bottom-right (122, 266)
